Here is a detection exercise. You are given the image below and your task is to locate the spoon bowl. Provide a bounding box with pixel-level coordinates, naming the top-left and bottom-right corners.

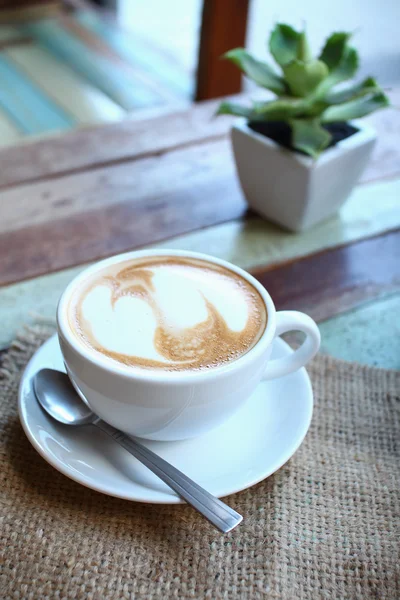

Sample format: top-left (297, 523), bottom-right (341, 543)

top-left (34, 369), bottom-right (95, 426)
top-left (32, 368), bottom-right (243, 532)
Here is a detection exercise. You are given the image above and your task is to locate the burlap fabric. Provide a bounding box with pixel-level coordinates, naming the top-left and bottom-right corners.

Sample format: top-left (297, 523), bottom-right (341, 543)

top-left (0, 327), bottom-right (399, 599)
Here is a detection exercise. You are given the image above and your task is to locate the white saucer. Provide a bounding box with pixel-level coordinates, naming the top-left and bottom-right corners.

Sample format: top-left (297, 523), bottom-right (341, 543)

top-left (19, 334), bottom-right (313, 504)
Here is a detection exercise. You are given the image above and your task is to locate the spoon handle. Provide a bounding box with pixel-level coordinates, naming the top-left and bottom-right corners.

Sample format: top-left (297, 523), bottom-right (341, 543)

top-left (94, 419), bottom-right (242, 533)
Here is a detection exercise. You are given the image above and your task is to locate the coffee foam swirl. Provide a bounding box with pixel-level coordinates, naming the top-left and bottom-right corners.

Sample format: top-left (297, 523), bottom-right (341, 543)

top-left (68, 257), bottom-right (267, 371)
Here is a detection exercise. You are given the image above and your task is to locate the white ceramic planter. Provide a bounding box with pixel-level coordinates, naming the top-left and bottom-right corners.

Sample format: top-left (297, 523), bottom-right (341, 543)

top-left (231, 120), bottom-right (377, 232)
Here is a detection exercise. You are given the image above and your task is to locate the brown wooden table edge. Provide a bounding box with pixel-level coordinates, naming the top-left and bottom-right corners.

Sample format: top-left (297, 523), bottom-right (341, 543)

top-left (0, 131), bottom-right (231, 194)
top-left (0, 96), bottom-right (238, 192)
top-left (250, 226), bottom-right (400, 278)
top-left (251, 227), bottom-right (400, 323)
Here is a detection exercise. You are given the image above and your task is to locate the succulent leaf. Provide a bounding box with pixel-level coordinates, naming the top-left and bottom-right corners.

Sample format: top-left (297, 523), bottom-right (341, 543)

top-left (223, 48), bottom-right (285, 94)
top-left (297, 30), bottom-right (312, 62)
top-left (284, 59), bottom-right (329, 97)
top-left (290, 119), bottom-right (332, 158)
top-left (218, 23), bottom-right (390, 158)
top-left (319, 32), bottom-right (350, 70)
top-left (322, 92), bottom-right (389, 122)
top-left (253, 98), bottom-right (305, 120)
top-left (325, 77), bottom-right (379, 104)
top-left (318, 47), bottom-right (359, 94)
top-left (216, 102), bottom-right (256, 119)
top-left (269, 23), bottom-right (300, 67)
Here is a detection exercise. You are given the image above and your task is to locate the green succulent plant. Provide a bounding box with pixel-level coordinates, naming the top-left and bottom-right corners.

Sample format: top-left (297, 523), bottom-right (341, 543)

top-left (217, 24), bottom-right (389, 158)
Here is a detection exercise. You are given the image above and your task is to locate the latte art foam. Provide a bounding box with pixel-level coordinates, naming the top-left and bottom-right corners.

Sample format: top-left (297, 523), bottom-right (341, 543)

top-left (68, 257), bottom-right (267, 371)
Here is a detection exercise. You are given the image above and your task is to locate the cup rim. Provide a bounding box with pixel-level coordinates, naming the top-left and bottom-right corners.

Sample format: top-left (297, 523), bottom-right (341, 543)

top-left (57, 249), bottom-right (277, 383)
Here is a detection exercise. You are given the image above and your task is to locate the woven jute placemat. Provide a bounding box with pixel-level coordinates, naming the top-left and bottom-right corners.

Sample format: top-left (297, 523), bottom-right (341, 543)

top-left (0, 327), bottom-right (399, 599)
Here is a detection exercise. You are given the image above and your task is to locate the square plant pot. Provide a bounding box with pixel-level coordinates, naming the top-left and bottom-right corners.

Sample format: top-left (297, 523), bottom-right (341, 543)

top-left (231, 120), bottom-right (377, 232)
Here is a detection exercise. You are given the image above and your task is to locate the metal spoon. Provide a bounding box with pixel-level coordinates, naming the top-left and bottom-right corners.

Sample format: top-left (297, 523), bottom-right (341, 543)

top-left (33, 369), bottom-right (242, 532)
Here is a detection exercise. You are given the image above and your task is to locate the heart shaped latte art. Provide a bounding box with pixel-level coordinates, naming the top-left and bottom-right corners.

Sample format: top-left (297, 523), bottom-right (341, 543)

top-left (69, 257), bottom-right (267, 371)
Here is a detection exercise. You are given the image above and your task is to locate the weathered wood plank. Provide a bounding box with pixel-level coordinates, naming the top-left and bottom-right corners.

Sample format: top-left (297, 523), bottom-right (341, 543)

top-left (61, 12), bottom-right (181, 103)
top-left (0, 25), bottom-right (23, 43)
top-left (317, 293), bottom-right (400, 369)
top-left (252, 229), bottom-right (400, 323)
top-left (0, 89), bottom-right (398, 189)
top-left (0, 51), bottom-right (73, 134)
top-left (0, 138), bottom-right (237, 234)
top-left (0, 24), bottom-right (30, 47)
top-left (0, 3), bottom-right (60, 23)
top-left (0, 138), bottom-right (247, 286)
top-left (20, 19), bottom-right (162, 110)
top-left (0, 106), bottom-right (22, 145)
top-left (75, 10), bottom-right (192, 98)
top-left (6, 44), bottom-right (125, 125)
top-left (0, 97), bottom-right (233, 188)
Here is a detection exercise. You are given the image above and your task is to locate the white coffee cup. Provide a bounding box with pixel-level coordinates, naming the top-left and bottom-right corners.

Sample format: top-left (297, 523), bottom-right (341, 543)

top-left (57, 249), bottom-right (320, 441)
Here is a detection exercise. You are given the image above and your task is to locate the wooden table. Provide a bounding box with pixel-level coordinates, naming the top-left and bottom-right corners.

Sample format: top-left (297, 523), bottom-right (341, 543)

top-left (0, 91), bottom-right (399, 368)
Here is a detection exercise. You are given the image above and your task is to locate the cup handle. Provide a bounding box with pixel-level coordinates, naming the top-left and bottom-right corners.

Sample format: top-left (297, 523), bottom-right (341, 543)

top-left (262, 311), bottom-right (321, 380)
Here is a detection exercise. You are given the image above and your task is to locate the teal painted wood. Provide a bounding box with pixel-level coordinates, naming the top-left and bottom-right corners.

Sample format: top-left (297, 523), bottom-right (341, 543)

top-left (0, 53), bottom-right (74, 135)
top-left (20, 20), bottom-right (163, 111)
top-left (76, 10), bottom-right (193, 99)
top-left (319, 294), bottom-right (400, 370)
